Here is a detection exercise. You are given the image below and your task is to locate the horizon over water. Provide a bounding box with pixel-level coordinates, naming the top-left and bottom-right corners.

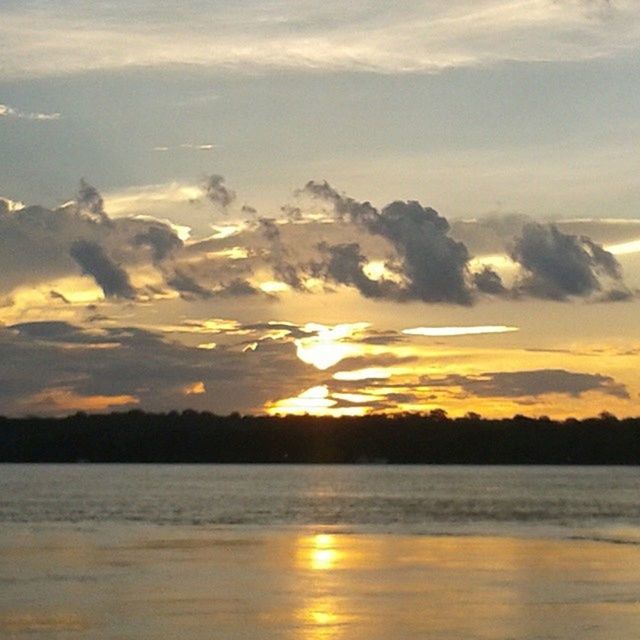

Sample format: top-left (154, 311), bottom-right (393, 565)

top-left (2, 465), bottom-right (640, 639)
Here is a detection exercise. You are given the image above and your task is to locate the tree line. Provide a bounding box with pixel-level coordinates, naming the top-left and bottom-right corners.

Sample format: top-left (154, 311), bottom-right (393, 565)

top-left (1, 410), bottom-right (639, 464)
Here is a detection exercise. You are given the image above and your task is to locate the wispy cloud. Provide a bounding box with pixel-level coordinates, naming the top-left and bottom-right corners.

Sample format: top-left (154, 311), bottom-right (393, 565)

top-left (1, 1), bottom-right (639, 78)
top-left (403, 325), bottom-right (519, 337)
top-left (0, 103), bottom-right (60, 120)
top-left (153, 143), bottom-right (216, 152)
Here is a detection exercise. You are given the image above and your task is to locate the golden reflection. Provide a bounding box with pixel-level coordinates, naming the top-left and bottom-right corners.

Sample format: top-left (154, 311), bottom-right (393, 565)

top-left (297, 596), bottom-right (345, 640)
top-left (296, 534), bottom-right (342, 571)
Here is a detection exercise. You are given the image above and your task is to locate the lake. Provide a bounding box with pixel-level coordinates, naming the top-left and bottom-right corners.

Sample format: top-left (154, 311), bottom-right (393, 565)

top-left (1, 465), bottom-right (640, 639)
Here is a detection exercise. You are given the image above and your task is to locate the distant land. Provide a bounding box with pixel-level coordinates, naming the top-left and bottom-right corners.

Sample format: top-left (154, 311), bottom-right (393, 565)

top-left (2, 411), bottom-right (640, 464)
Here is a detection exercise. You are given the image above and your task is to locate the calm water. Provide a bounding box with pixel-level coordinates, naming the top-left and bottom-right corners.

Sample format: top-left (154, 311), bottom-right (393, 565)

top-left (1, 464), bottom-right (640, 537)
top-left (2, 465), bottom-right (640, 639)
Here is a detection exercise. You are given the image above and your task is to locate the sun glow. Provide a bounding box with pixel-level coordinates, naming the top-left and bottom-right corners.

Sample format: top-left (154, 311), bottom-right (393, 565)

top-left (294, 323), bottom-right (370, 370)
top-left (267, 385), bottom-right (368, 417)
top-left (606, 238), bottom-right (640, 256)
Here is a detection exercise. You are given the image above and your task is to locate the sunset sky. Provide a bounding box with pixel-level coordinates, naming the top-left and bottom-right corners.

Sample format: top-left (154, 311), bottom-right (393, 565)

top-left (1, 0), bottom-right (639, 418)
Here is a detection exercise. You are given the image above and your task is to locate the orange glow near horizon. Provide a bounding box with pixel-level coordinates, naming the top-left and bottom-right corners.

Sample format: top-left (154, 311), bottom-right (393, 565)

top-left (266, 385), bottom-right (368, 417)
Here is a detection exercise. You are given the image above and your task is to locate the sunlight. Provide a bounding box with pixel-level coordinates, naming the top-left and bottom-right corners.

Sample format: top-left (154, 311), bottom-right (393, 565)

top-left (333, 367), bottom-right (392, 381)
top-left (266, 386), bottom-right (369, 417)
top-left (297, 534), bottom-right (341, 572)
top-left (606, 238), bottom-right (640, 256)
top-left (259, 280), bottom-right (291, 294)
top-left (294, 323), bottom-right (370, 370)
top-left (296, 594), bottom-right (345, 640)
top-left (268, 385), bottom-right (336, 414)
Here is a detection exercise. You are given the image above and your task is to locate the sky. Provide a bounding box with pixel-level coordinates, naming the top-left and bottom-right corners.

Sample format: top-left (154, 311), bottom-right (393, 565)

top-left (1, 0), bottom-right (639, 418)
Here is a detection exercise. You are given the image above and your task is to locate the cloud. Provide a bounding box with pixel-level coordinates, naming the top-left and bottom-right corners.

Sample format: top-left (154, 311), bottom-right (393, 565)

top-left (0, 103), bottom-right (60, 120)
top-left (217, 278), bottom-right (261, 297)
top-left (256, 217), bottom-right (306, 289)
top-left (202, 174), bottom-right (236, 212)
top-left (304, 181), bottom-right (478, 304)
top-left (69, 240), bottom-right (137, 299)
top-left (0, 181), bottom-right (188, 298)
top-left (472, 266), bottom-right (508, 295)
top-left (403, 325), bottom-right (518, 337)
top-left (165, 268), bottom-right (213, 299)
top-left (0, 321), bottom-right (322, 416)
top-left (76, 179), bottom-right (111, 225)
top-left (133, 224), bottom-right (183, 262)
top-left (316, 242), bottom-right (395, 299)
top-left (422, 369), bottom-right (629, 399)
top-left (510, 223), bottom-right (628, 300)
top-left (0, 179), bottom-right (634, 309)
top-left (153, 143), bottom-right (216, 152)
top-left (2, 1), bottom-right (639, 78)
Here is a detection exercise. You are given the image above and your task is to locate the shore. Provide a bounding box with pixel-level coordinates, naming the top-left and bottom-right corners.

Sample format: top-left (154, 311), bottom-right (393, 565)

top-left (2, 524), bottom-right (640, 639)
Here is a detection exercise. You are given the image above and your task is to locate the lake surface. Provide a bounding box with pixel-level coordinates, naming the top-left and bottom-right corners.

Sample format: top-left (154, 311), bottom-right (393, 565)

top-left (2, 465), bottom-right (640, 639)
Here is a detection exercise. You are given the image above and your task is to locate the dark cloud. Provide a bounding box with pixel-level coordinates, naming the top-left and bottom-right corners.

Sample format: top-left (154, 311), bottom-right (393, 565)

top-left (302, 180), bottom-right (379, 225)
top-left (217, 278), bottom-right (260, 297)
top-left (257, 217), bottom-right (305, 289)
top-left (133, 224), bottom-right (183, 262)
top-left (281, 204), bottom-right (303, 221)
top-left (317, 242), bottom-right (398, 299)
top-left (242, 321), bottom-right (312, 340)
top-left (0, 322), bottom-right (322, 416)
top-left (77, 179), bottom-right (111, 225)
top-left (165, 268), bottom-right (213, 299)
top-left (511, 223), bottom-right (627, 300)
top-left (422, 369), bottom-right (629, 400)
top-left (304, 182), bottom-right (473, 304)
top-left (376, 200), bottom-right (472, 304)
top-left (11, 321), bottom-right (92, 341)
top-left (0, 193), bottom-right (184, 297)
top-left (202, 174), bottom-right (236, 211)
top-left (473, 266), bottom-right (507, 295)
top-left (69, 240), bottom-right (136, 299)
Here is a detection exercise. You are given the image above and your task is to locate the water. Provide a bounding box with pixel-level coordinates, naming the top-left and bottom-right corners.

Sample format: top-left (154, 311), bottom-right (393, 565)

top-left (2, 465), bottom-right (640, 639)
top-left (1, 464), bottom-right (640, 538)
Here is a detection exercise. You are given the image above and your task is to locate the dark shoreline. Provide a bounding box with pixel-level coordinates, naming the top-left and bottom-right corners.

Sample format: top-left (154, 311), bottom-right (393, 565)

top-left (2, 411), bottom-right (640, 464)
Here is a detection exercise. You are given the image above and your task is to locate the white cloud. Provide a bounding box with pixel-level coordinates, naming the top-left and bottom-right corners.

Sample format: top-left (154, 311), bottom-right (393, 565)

top-left (1, 1), bottom-right (639, 78)
top-left (403, 325), bottom-right (519, 337)
top-left (0, 103), bottom-right (60, 120)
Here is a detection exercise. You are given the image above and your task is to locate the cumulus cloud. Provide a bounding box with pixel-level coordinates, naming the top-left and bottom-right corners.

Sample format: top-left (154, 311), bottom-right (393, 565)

top-left (0, 179), bottom-right (634, 309)
top-left (69, 240), bottom-right (137, 299)
top-left (421, 369), bottom-right (629, 399)
top-left (304, 181), bottom-right (478, 304)
top-left (0, 181), bottom-right (193, 299)
top-left (510, 223), bottom-right (628, 300)
top-left (133, 224), bottom-right (183, 262)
